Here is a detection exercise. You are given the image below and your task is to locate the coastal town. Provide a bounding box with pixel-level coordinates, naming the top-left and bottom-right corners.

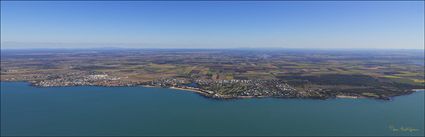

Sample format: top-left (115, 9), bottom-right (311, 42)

top-left (144, 78), bottom-right (300, 98)
top-left (25, 73), bottom-right (303, 99)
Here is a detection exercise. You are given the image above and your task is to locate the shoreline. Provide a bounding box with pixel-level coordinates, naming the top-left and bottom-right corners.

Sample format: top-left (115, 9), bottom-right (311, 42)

top-left (169, 87), bottom-right (210, 95)
top-left (0, 81), bottom-right (421, 100)
top-left (169, 87), bottom-right (272, 99)
top-left (336, 95), bottom-right (360, 99)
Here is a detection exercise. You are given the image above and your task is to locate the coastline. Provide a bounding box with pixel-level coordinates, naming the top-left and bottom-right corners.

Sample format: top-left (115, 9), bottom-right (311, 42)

top-left (169, 87), bottom-right (273, 99)
top-left (169, 87), bottom-right (210, 95)
top-left (336, 95), bottom-right (360, 99)
top-left (413, 89), bottom-right (425, 92)
top-left (0, 80), bottom-right (421, 100)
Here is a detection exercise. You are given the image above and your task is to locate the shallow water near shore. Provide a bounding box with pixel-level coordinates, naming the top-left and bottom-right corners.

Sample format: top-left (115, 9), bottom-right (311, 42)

top-left (1, 82), bottom-right (424, 136)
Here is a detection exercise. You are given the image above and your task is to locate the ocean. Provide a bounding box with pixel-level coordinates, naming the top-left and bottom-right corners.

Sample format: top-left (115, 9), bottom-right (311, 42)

top-left (1, 82), bottom-right (424, 136)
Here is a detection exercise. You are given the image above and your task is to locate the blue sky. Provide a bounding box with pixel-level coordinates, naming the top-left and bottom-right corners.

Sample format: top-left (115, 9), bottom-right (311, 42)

top-left (1, 1), bottom-right (424, 49)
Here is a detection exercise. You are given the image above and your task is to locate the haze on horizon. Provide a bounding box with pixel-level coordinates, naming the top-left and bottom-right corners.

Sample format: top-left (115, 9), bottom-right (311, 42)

top-left (1, 1), bottom-right (424, 49)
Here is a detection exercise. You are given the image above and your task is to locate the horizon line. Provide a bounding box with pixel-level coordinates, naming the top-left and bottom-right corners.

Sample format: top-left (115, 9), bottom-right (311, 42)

top-left (1, 47), bottom-right (424, 51)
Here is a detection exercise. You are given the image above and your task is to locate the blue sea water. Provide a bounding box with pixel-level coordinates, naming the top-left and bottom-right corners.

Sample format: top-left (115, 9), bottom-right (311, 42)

top-left (1, 82), bottom-right (424, 136)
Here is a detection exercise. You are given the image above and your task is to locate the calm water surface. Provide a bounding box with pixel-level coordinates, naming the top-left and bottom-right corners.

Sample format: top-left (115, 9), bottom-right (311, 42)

top-left (1, 82), bottom-right (424, 136)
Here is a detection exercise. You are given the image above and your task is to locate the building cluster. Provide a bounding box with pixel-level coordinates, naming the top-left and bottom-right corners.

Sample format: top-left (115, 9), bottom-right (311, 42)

top-left (196, 79), bottom-right (299, 97)
top-left (145, 78), bottom-right (189, 87)
top-left (144, 78), bottom-right (300, 98)
top-left (31, 72), bottom-right (126, 87)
